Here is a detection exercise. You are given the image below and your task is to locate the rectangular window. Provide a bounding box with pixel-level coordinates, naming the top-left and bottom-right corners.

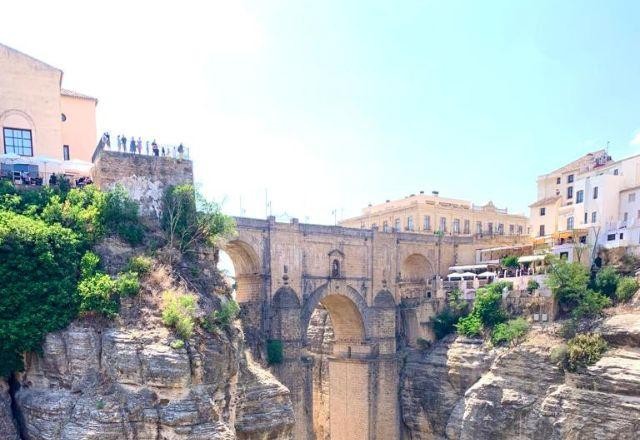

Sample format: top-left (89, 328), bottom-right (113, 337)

top-left (620, 233), bottom-right (624, 239)
top-left (394, 218), bottom-right (400, 231)
top-left (592, 211), bottom-right (597, 223)
top-left (624, 212), bottom-right (629, 222)
top-left (439, 217), bottom-right (447, 232)
top-left (556, 177), bottom-right (561, 184)
top-left (607, 234), bottom-right (616, 241)
top-left (567, 186), bottom-right (573, 199)
top-left (540, 207), bottom-right (546, 216)
top-left (517, 225), bottom-right (523, 235)
top-left (63, 145), bottom-right (70, 161)
top-left (382, 221), bottom-right (389, 233)
top-left (423, 215), bottom-right (431, 231)
top-left (498, 223), bottom-right (504, 235)
top-left (464, 219), bottom-right (470, 234)
top-left (509, 224), bottom-right (514, 235)
top-left (593, 187), bottom-right (598, 199)
top-left (453, 218), bottom-right (460, 234)
top-left (476, 221), bottom-right (482, 234)
top-left (584, 212), bottom-right (588, 224)
top-left (3, 128), bottom-right (33, 156)
top-left (567, 216), bottom-right (574, 230)
top-left (614, 169), bottom-right (619, 176)
top-left (576, 190), bottom-right (584, 203)
top-left (629, 193), bottom-right (636, 203)
top-left (568, 174), bottom-right (574, 183)
top-left (407, 216), bottom-right (414, 231)
top-left (488, 222), bottom-right (493, 234)
top-left (539, 225), bottom-right (545, 237)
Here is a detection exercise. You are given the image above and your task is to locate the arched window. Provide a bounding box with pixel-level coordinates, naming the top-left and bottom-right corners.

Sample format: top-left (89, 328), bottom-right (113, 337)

top-left (332, 259), bottom-right (341, 278)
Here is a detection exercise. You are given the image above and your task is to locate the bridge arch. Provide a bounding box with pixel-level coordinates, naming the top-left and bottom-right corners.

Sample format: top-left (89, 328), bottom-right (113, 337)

top-left (301, 283), bottom-right (368, 343)
top-left (222, 239), bottom-right (262, 303)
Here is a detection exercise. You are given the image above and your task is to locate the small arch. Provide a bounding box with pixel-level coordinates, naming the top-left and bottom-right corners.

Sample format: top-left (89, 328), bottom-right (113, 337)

top-left (331, 259), bottom-right (340, 278)
top-left (223, 239), bottom-right (260, 275)
top-left (272, 286), bottom-right (301, 309)
top-left (401, 253), bottom-right (434, 282)
top-left (373, 290), bottom-right (396, 308)
top-left (302, 283), bottom-right (368, 342)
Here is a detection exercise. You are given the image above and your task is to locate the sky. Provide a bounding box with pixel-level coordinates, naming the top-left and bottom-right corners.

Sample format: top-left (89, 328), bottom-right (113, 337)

top-left (3, 0), bottom-right (640, 225)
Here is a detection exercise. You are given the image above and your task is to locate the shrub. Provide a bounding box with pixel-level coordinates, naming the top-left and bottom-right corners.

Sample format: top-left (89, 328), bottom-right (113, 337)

top-left (456, 314), bottom-right (483, 337)
top-left (162, 184), bottom-right (236, 253)
top-left (595, 266), bottom-right (620, 299)
top-left (526, 279), bottom-right (540, 294)
top-left (491, 318), bottom-right (529, 346)
top-left (95, 400), bottom-right (105, 410)
top-left (162, 291), bottom-right (197, 340)
top-left (100, 185), bottom-right (145, 246)
top-left (127, 255), bottom-right (153, 275)
top-left (77, 273), bottom-right (118, 318)
top-left (115, 271), bottom-right (140, 296)
top-left (431, 308), bottom-right (459, 339)
top-left (417, 337), bottom-right (432, 350)
top-left (80, 251), bottom-right (100, 278)
top-left (616, 277), bottom-right (639, 302)
top-left (267, 339), bottom-right (284, 364)
top-left (566, 333), bottom-right (608, 372)
top-left (0, 211), bottom-right (82, 376)
top-left (501, 255), bottom-right (519, 269)
top-left (547, 258), bottom-right (590, 311)
top-left (473, 286), bottom-right (507, 327)
top-left (571, 290), bottom-right (611, 319)
top-left (170, 339), bottom-right (185, 350)
top-left (202, 299), bottom-right (240, 332)
top-left (558, 319), bottom-right (577, 340)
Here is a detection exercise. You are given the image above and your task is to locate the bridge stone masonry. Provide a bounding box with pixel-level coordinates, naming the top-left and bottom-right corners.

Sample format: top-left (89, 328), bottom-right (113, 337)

top-left (223, 215), bottom-right (485, 440)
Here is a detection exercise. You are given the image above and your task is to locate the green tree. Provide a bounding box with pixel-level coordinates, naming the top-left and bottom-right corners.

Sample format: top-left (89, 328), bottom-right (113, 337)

top-left (501, 255), bottom-right (519, 269)
top-left (594, 266), bottom-right (620, 299)
top-left (616, 277), bottom-right (639, 302)
top-left (546, 256), bottom-right (590, 312)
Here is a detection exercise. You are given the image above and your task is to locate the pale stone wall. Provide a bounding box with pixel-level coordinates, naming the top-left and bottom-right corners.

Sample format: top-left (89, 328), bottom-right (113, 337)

top-left (93, 150), bottom-right (193, 218)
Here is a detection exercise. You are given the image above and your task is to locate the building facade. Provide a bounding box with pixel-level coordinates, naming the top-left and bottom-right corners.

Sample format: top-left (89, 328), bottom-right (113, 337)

top-left (0, 43), bottom-right (97, 164)
top-left (529, 150), bottom-right (640, 262)
top-left (340, 191), bottom-right (529, 239)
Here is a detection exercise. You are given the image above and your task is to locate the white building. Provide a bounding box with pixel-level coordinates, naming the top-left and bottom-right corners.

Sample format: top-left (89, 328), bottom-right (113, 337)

top-left (529, 150), bottom-right (640, 262)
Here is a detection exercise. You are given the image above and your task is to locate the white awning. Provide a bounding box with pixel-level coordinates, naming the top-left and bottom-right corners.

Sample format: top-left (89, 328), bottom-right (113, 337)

top-left (477, 271), bottom-right (497, 278)
top-left (448, 264), bottom-right (489, 272)
top-left (518, 255), bottom-right (546, 263)
top-left (460, 272), bottom-right (477, 278)
top-left (447, 273), bottom-right (464, 279)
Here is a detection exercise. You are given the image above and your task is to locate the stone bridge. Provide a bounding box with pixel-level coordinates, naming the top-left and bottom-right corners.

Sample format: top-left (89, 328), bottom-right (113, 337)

top-left (222, 216), bottom-right (479, 440)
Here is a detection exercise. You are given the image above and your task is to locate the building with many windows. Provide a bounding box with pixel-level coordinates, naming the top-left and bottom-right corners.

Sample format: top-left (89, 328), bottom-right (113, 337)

top-left (529, 150), bottom-right (640, 262)
top-left (340, 191), bottom-right (529, 238)
top-left (0, 42), bottom-right (97, 182)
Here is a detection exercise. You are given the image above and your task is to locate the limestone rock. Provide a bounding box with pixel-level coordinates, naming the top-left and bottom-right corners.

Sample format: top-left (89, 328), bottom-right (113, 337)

top-left (0, 380), bottom-right (18, 440)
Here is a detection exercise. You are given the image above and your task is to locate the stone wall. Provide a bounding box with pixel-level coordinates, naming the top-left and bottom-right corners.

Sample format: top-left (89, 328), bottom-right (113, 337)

top-left (93, 150), bottom-right (193, 218)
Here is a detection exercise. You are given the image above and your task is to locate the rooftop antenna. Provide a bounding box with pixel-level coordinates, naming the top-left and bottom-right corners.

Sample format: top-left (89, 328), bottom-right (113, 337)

top-left (606, 141), bottom-right (610, 155)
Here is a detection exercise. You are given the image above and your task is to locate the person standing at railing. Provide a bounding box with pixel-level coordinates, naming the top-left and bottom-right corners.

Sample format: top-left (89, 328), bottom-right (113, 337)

top-left (152, 140), bottom-right (159, 156)
top-left (137, 137), bottom-right (142, 154)
top-left (117, 135), bottom-right (121, 151)
top-left (130, 137), bottom-right (136, 154)
top-left (105, 132), bottom-right (111, 149)
top-left (121, 135), bottom-right (127, 152)
top-left (177, 143), bottom-right (184, 159)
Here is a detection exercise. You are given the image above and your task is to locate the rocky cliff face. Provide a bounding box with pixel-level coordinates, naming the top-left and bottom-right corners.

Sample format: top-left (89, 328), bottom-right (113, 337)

top-left (306, 308), bottom-right (334, 440)
top-left (401, 310), bottom-right (640, 440)
top-left (0, 253), bottom-right (294, 440)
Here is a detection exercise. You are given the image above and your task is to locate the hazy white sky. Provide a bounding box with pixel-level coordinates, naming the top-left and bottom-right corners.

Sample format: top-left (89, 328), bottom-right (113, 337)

top-left (3, 1), bottom-right (640, 225)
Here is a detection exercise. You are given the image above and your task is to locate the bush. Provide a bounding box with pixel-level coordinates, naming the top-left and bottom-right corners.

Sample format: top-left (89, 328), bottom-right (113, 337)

top-left (77, 273), bottom-right (118, 318)
top-left (102, 185), bottom-right (144, 245)
top-left (571, 290), bottom-right (611, 319)
top-left (501, 255), bottom-right (519, 269)
top-left (547, 258), bottom-right (590, 311)
top-left (491, 318), bottom-right (529, 346)
top-left (526, 279), bottom-right (540, 294)
top-left (0, 211), bottom-right (82, 376)
top-left (267, 339), bottom-right (284, 364)
top-left (80, 251), bottom-right (100, 278)
top-left (115, 271), bottom-right (140, 296)
top-left (431, 308), bottom-right (460, 339)
top-left (566, 333), bottom-right (608, 372)
top-left (616, 277), bottom-right (639, 302)
top-left (170, 339), bottom-right (185, 350)
top-left (473, 286), bottom-right (507, 327)
top-left (202, 299), bottom-right (240, 332)
top-left (456, 314), bottom-right (483, 337)
top-left (162, 291), bottom-right (197, 340)
top-left (558, 319), bottom-right (578, 340)
top-left (550, 344), bottom-right (568, 366)
top-left (127, 255), bottom-right (153, 275)
top-left (595, 266), bottom-right (620, 299)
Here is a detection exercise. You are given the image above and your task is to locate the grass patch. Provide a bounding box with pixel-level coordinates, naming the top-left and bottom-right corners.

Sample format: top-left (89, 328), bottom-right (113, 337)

top-left (161, 291), bottom-right (197, 340)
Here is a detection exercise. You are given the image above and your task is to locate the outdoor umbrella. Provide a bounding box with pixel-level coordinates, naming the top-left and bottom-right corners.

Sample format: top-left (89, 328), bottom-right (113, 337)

top-left (447, 273), bottom-right (463, 280)
top-left (477, 271), bottom-right (497, 278)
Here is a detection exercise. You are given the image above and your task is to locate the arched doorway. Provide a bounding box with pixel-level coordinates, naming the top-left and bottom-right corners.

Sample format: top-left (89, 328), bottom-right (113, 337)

top-left (222, 239), bottom-right (261, 303)
top-left (400, 253), bottom-right (435, 299)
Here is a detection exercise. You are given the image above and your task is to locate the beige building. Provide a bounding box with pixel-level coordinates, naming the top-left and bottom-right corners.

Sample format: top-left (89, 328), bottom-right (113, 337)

top-left (340, 191), bottom-right (529, 239)
top-left (0, 42), bottom-right (97, 167)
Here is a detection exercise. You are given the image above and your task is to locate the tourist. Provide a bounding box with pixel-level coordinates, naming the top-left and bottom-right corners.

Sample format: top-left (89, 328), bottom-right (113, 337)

top-left (161, 146), bottom-right (165, 156)
top-left (105, 132), bottom-right (111, 149)
top-left (137, 137), bottom-right (142, 154)
top-left (130, 137), bottom-right (136, 154)
top-left (117, 135), bottom-right (121, 151)
top-left (177, 143), bottom-right (184, 159)
top-left (122, 135), bottom-right (127, 152)
top-left (146, 140), bottom-right (150, 156)
top-left (152, 140), bottom-right (159, 156)
top-left (172, 146), bottom-right (176, 158)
